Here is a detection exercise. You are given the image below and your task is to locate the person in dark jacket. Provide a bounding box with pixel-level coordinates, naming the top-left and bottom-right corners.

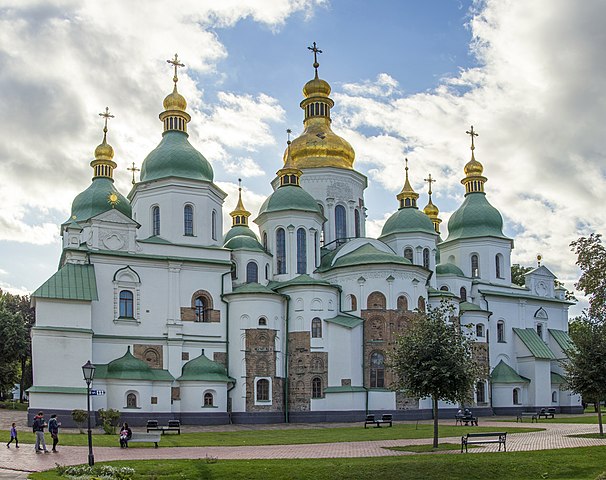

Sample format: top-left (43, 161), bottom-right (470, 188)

top-left (32, 411), bottom-right (49, 453)
top-left (48, 414), bottom-right (60, 452)
top-left (119, 423), bottom-right (132, 448)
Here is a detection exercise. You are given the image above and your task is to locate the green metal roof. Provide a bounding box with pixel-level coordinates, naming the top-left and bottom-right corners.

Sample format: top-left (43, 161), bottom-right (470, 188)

top-left (549, 329), bottom-right (574, 352)
top-left (459, 301), bottom-right (490, 313)
top-left (490, 360), bottom-right (530, 383)
top-left (513, 328), bottom-right (557, 360)
top-left (140, 130), bottom-right (214, 183)
top-left (445, 192), bottom-right (507, 243)
top-left (138, 236), bottom-right (174, 245)
top-left (324, 314), bottom-right (364, 329)
top-left (271, 274), bottom-right (333, 289)
top-left (478, 288), bottom-right (575, 305)
top-left (435, 262), bottom-right (466, 277)
top-left (33, 263), bottom-right (98, 301)
top-left (227, 283), bottom-right (279, 295)
top-left (27, 386), bottom-right (88, 394)
top-left (223, 225), bottom-right (259, 244)
top-left (256, 185), bottom-right (322, 218)
top-left (324, 386), bottom-right (366, 393)
top-left (428, 287), bottom-right (457, 298)
top-left (177, 353), bottom-right (233, 382)
top-left (69, 177), bottom-right (132, 223)
top-left (94, 347), bottom-right (174, 381)
top-left (318, 243), bottom-right (411, 272)
top-left (551, 371), bottom-right (567, 385)
top-left (224, 234), bottom-right (264, 252)
top-left (379, 206), bottom-right (436, 237)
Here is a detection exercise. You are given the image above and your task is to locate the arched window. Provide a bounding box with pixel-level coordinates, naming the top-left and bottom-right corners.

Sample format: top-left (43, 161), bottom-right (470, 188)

top-left (513, 388), bottom-right (521, 405)
top-left (440, 285), bottom-right (449, 292)
top-left (397, 295), bottom-right (408, 311)
top-left (460, 287), bottom-right (467, 302)
top-left (312, 377), bottom-right (323, 399)
top-left (246, 262), bottom-right (258, 283)
top-left (354, 209), bottom-right (361, 237)
top-left (194, 296), bottom-right (206, 322)
top-left (265, 263), bottom-right (270, 280)
top-left (476, 381), bottom-right (486, 403)
top-left (552, 391), bottom-right (558, 403)
top-left (211, 210), bottom-right (217, 240)
top-left (370, 352), bottom-right (385, 388)
top-left (495, 254), bottom-right (503, 279)
top-left (476, 324), bottom-right (484, 337)
top-left (262, 232), bottom-right (268, 250)
top-left (404, 247), bottom-right (414, 263)
top-left (276, 228), bottom-right (286, 274)
top-left (497, 320), bottom-right (505, 342)
top-left (367, 291), bottom-right (386, 309)
top-left (184, 205), bottom-right (193, 236)
top-left (536, 323), bottom-right (543, 340)
top-left (471, 254), bottom-right (479, 278)
top-left (311, 317), bottom-right (322, 338)
top-left (417, 296), bottom-right (426, 312)
top-left (423, 248), bottom-right (430, 269)
top-left (256, 379), bottom-right (270, 401)
top-left (335, 205), bottom-right (347, 241)
top-left (204, 392), bottom-right (214, 406)
top-left (258, 317), bottom-right (267, 326)
top-left (119, 290), bottom-right (134, 318)
top-left (351, 294), bottom-right (358, 311)
top-left (297, 228), bottom-right (307, 274)
top-left (126, 393), bottom-right (137, 408)
top-left (152, 206), bottom-right (160, 236)
top-left (231, 262), bottom-right (237, 280)
top-left (314, 231), bottom-right (319, 267)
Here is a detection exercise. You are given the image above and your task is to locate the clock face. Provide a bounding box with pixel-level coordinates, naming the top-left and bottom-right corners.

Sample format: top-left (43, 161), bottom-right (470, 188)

top-left (535, 280), bottom-right (548, 297)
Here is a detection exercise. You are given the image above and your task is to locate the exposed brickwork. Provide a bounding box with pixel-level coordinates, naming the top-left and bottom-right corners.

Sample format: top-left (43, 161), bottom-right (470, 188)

top-left (133, 344), bottom-right (163, 368)
top-left (171, 387), bottom-right (181, 401)
top-left (287, 332), bottom-right (328, 412)
top-left (245, 329), bottom-right (283, 412)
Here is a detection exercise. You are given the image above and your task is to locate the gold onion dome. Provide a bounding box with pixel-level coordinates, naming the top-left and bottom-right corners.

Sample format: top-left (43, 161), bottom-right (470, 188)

top-left (94, 137), bottom-right (114, 161)
top-left (284, 42), bottom-right (355, 170)
top-left (461, 125), bottom-right (487, 195)
top-left (423, 199), bottom-right (439, 217)
top-left (163, 85), bottom-right (187, 111)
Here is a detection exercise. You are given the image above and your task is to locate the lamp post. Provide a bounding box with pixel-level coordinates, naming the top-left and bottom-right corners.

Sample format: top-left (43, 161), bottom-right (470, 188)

top-left (82, 360), bottom-right (96, 467)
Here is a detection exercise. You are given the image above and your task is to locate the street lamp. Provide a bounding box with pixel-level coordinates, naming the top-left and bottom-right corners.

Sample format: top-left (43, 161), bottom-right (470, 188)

top-left (82, 360), bottom-right (96, 466)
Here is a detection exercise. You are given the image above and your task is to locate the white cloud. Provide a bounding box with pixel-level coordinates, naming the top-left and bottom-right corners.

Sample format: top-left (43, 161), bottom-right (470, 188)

top-left (342, 73), bottom-right (400, 97)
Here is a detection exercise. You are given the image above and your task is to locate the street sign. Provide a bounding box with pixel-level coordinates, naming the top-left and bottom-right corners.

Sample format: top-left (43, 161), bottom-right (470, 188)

top-left (90, 389), bottom-right (106, 396)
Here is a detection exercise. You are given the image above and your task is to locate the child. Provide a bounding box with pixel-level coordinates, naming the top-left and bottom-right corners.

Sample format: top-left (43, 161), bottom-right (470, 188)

top-left (7, 423), bottom-right (18, 448)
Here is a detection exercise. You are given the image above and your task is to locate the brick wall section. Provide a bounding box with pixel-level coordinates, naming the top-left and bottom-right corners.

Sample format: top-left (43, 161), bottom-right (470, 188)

top-left (244, 329), bottom-right (283, 412)
top-left (133, 344), bottom-right (163, 369)
top-left (287, 332), bottom-right (328, 412)
top-left (213, 352), bottom-right (227, 368)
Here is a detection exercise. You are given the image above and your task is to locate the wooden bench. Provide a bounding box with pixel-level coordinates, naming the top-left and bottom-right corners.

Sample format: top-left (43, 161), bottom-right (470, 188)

top-left (461, 432), bottom-right (507, 453)
top-left (455, 414), bottom-right (478, 426)
top-left (146, 419), bottom-right (181, 434)
top-left (538, 408), bottom-right (556, 419)
top-left (364, 414), bottom-right (393, 428)
top-left (516, 412), bottom-right (538, 423)
top-left (128, 432), bottom-right (161, 448)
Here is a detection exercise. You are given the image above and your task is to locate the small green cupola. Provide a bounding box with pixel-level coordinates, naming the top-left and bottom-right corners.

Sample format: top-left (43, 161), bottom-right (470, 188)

top-left (224, 179), bottom-right (263, 248)
top-left (178, 350), bottom-right (233, 382)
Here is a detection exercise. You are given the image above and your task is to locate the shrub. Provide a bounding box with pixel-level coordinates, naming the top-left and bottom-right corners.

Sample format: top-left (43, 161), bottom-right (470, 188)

top-left (55, 463), bottom-right (135, 479)
top-left (97, 408), bottom-right (121, 435)
top-left (71, 409), bottom-right (88, 434)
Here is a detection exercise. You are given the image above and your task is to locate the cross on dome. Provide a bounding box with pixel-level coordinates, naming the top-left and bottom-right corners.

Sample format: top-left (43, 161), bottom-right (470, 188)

top-left (167, 53), bottom-right (185, 84)
top-left (466, 125), bottom-right (478, 151)
top-left (99, 107), bottom-right (114, 134)
top-left (424, 173), bottom-right (436, 196)
top-left (307, 42), bottom-right (322, 76)
top-left (127, 162), bottom-right (140, 185)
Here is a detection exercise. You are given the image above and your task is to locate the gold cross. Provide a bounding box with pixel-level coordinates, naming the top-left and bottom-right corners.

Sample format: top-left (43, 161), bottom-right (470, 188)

top-left (286, 128), bottom-right (292, 145)
top-left (127, 162), bottom-right (140, 185)
top-left (465, 125), bottom-right (478, 151)
top-left (307, 42), bottom-right (322, 74)
top-left (424, 173), bottom-right (436, 195)
top-left (98, 107), bottom-right (114, 134)
top-left (167, 53), bottom-right (185, 84)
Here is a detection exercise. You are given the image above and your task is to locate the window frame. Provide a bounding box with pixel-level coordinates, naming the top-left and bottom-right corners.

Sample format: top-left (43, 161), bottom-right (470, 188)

top-left (152, 205), bottom-right (160, 236)
top-left (296, 227), bottom-right (307, 274)
top-left (369, 351), bottom-right (385, 388)
top-left (246, 261), bottom-right (259, 283)
top-left (311, 317), bottom-right (322, 338)
top-left (183, 204), bottom-right (194, 236)
top-left (311, 377), bottom-right (323, 399)
top-left (276, 228), bottom-right (286, 274)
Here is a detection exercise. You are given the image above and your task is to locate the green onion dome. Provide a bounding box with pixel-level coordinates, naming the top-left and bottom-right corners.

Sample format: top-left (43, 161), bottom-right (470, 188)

top-left (177, 352), bottom-right (232, 382)
top-left (446, 192), bottom-right (505, 242)
top-left (140, 131), bottom-right (213, 183)
top-left (257, 184), bottom-right (322, 217)
top-left (224, 234), bottom-right (264, 252)
top-left (435, 262), bottom-right (466, 277)
top-left (223, 225), bottom-right (259, 245)
top-left (70, 177), bottom-right (131, 222)
top-left (380, 207), bottom-right (436, 238)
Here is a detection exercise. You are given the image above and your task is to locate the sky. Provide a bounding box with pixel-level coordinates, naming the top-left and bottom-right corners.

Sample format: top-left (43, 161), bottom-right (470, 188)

top-left (1, 0), bottom-right (605, 316)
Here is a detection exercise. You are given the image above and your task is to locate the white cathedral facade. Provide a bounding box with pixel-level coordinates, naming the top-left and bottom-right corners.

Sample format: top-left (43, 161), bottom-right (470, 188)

top-left (28, 54), bottom-right (581, 425)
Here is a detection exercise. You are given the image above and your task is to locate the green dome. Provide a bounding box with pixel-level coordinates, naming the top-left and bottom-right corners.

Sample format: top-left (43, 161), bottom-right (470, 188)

top-left (223, 225), bottom-right (259, 245)
top-left (224, 234), bottom-right (264, 251)
top-left (446, 192), bottom-right (505, 242)
top-left (257, 185), bottom-right (322, 217)
top-left (70, 177), bottom-right (131, 222)
top-left (178, 353), bottom-right (232, 382)
top-left (380, 207), bottom-right (436, 237)
top-left (436, 262), bottom-right (466, 277)
top-left (140, 131), bottom-right (213, 183)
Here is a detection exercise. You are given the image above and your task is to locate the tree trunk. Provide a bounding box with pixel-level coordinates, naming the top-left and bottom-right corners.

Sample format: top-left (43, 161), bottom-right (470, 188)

top-left (598, 401), bottom-right (604, 437)
top-left (432, 395), bottom-right (439, 448)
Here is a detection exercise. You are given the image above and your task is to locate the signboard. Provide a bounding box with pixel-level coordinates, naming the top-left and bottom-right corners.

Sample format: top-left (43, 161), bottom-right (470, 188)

top-left (90, 389), bottom-right (106, 396)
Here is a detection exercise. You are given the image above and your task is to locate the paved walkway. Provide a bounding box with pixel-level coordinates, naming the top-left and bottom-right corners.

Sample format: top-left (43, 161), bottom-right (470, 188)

top-left (1, 420), bottom-right (605, 475)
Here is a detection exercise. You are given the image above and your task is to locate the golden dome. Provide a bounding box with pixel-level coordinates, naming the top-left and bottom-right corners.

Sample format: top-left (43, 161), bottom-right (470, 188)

top-left (94, 138), bottom-right (114, 160)
top-left (464, 156), bottom-right (484, 176)
top-left (461, 126), bottom-right (487, 195)
top-left (163, 85), bottom-right (187, 111)
top-left (423, 199), bottom-right (439, 217)
top-left (303, 76), bottom-right (331, 97)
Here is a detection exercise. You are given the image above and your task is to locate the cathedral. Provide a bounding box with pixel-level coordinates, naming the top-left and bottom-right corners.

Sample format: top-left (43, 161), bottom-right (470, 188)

top-left (28, 50), bottom-right (581, 425)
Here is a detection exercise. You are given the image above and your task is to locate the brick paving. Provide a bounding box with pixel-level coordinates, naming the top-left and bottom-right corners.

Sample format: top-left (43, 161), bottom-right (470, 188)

top-left (1, 409), bottom-right (605, 474)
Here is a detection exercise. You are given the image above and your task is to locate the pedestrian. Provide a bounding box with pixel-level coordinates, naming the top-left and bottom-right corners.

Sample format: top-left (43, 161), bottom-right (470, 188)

top-left (6, 422), bottom-right (18, 448)
top-left (32, 411), bottom-right (49, 453)
top-left (48, 414), bottom-right (60, 452)
top-left (119, 422), bottom-right (132, 448)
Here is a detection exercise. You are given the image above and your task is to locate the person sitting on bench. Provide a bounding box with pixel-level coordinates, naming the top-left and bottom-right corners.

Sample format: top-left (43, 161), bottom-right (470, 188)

top-left (119, 423), bottom-right (132, 448)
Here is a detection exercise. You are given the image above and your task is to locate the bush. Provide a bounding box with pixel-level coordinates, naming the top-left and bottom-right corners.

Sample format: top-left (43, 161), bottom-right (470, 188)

top-left (71, 409), bottom-right (88, 434)
top-left (55, 463), bottom-right (135, 479)
top-left (97, 408), bottom-right (121, 435)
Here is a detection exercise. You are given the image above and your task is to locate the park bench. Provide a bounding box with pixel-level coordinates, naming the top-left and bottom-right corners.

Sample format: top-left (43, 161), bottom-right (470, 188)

top-left (516, 412), bottom-right (538, 423)
top-left (461, 432), bottom-right (507, 453)
top-left (455, 413), bottom-right (479, 426)
top-left (146, 419), bottom-right (181, 434)
top-left (128, 432), bottom-right (161, 448)
top-left (538, 408), bottom-right (556, 419)
top-left (364, 414), bottom-right (393, 428)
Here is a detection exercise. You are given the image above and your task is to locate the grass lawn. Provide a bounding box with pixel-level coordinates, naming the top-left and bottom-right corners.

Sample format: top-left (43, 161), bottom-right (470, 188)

top-left (0, 401), bottom-right (28, 411)
top-left (0, 424), bottom-right (541, 448)
top-left (567, 433), bottom-right (606, 440)
top-left (496, 414), bottom-right (603, 425)
top-left (384, 442), bottom-right (468, 452)
top-left (29, 446), bottom-right (606, 479)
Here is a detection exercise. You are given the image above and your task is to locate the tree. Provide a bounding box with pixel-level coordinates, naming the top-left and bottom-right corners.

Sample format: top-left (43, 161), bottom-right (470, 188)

top-left (571, 234), bottom-right (606, 322)
top-left (562, 315), bottom-right (606, 436)
top-left (511, 264), bottom-right (533, 287)
top-left (389, 302), bottom-right (480, 448)
top-left (0, 306), bottom-right (29, 399)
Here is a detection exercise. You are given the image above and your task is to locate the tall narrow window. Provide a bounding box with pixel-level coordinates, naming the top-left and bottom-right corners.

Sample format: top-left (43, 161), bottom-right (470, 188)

top-left (423, 248), bottom-right (430, 269)
top-left (312, 377), bottom-right (322, 398)
top-left (370, 352), bottom-right (385, 388)
top-left (311, 317), bottom-right (322, 338)
top-left (417, 296), bottom-right (426, 312)
top-left (276, 228), bottom-right (286, 274)
top-left (265, 263), bottom-right (269, 280)
top-left (476, 324), bottom-right (484, 337)
top-left (152, 206), bottom-right (160, 236)
top-left (496, 254), bottom-right (503, 279)
top-left (536, 323), bottom-right (543, 340)
top-left (351, 294), bottom-right (358, 311)
top-left (460, 287), bottom-right (467, 302)
top-left (314, 231), bottom-right (319, 267)
top-left (404, 247), bottom-right (414, 263)
top-left (497, 320), bottom-right (505, 342)
top-left (119, 290), bottom-right (134, 318)
top-left (263, 232), bottom-right (268, 250)
top-left (335, 205), bottom-right (347, 242)
top-left (246, 262), bottom-right (258, 283)
top-left (513, 388), bottom-right (520, 405)
top-left (256, 379), bottom-right (269, 401)
top-left (471, 254), bottom-right (479, 278)
top-left (194, 297), bottom-right (206, 322)
top-left (211, 210), bottom-right (217, 240)
top-left (397, 295), bottom-right (408, 311)
top-left (354, 209), bottom-right (361, 237)
top-left (297, 228), bottom-right (307, 274)
top-left (231, 263), bottom-right (237, 280)
top-left (476, 382), bottom-right (486, 403)
top-left (184, 205), bottom-right (193, 236)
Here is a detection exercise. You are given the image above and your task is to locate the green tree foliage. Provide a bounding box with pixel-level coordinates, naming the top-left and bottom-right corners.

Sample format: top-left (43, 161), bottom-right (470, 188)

top-left (389, 302), bottom-right (480, 447)
top-left (511, 264), bottom-right (533, 287)
top-left (571, 234), bottom-right (606, 322)
top-left (98, 408), bottom-right (121, 434)
top-left (563, 315), bottom-right (606, 436)
top-left (71, 409), bottom-right (88, 434)
top-left (0, 305), bottom-right (29, 398)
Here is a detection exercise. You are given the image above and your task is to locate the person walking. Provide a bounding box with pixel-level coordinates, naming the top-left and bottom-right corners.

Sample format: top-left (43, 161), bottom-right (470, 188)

top-left (48, 414), bottom-right (60, 452)
top-left (6, 423), bottom-right (18, 448)
top-left (32, 411), bottom-right (49, 453)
